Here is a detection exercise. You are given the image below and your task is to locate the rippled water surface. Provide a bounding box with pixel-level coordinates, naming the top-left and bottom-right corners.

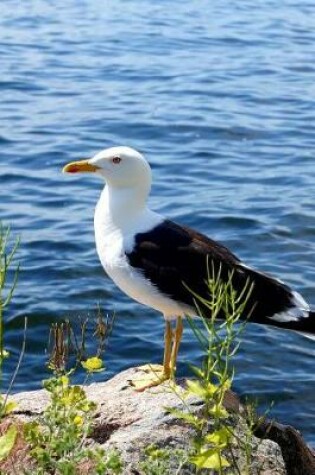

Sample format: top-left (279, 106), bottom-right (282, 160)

top-left (1, 0), bottom-right (315, 443)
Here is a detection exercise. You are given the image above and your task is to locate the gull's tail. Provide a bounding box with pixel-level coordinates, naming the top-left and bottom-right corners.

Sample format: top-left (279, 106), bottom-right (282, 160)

top-left (297, 310), bottom-right (315, 341)
top-left (268, 308), bottom-right (315, 335)
top-left (260, 307), bottom-right (315, 341)
top-left (235, 264), bottom-right (315, 338)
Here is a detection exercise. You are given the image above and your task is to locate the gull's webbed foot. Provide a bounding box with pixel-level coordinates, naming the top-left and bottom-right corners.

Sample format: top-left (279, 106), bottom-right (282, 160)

top-left (129, 364), bottom-right (170, 392)
top-left (129, 317), bottom-right (183, 392)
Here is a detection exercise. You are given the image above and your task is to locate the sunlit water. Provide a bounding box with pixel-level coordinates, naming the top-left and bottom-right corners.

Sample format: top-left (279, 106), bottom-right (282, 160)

top-left (1, 0), bottom-right (315, 443)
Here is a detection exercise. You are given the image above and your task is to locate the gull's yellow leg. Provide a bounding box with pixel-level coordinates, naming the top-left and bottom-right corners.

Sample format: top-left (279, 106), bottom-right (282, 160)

top-left (130, 320), bottom-right (174, 392)
top-left (163, 320), bottom-right (172, 378)
top-left (170, 317), bottom-right (183, 376)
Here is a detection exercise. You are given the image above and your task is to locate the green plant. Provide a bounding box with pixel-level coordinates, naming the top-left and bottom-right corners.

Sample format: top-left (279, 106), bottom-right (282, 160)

top-left (24, 374), bottom-right (94, 472)
top-left (86, 447), bottom-right (123, 475)
top-left (160, 264), bottom-right (257, 474)
top-left (0, 224), bottom-right (21, 463)
top-left (0, 223), bottom-right (20, 368)
top-left (24, 314), bottom-right (121, 474)
top-left (24, 372), bottom-right (122, 474)
top-left (0, 393), bottom-right (18, 463)
top-left (47, 310), bottom-right (114, 377)
top-left (140, 444), bottom-right (187, 475)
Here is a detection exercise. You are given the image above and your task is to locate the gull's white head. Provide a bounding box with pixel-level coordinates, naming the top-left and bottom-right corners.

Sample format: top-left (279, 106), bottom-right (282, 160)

top-left (63, 146), bottom-right (152, 191)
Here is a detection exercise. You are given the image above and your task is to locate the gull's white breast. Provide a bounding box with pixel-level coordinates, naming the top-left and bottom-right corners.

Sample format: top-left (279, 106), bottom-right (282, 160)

top-left (94, 197), bottom-right (191, 319)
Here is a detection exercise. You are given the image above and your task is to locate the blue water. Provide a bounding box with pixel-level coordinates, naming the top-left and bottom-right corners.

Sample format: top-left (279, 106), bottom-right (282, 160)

top-left (1, 0), bottom-right (315, 444)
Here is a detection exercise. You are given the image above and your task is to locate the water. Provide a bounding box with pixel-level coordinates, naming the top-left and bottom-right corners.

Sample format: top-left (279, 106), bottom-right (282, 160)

top-left (1, 0), bottom-right (315, 444)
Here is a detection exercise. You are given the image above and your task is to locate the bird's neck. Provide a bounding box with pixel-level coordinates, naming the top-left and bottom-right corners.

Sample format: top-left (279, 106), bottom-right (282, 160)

top-left (96, 184), bottom-right (148, 231)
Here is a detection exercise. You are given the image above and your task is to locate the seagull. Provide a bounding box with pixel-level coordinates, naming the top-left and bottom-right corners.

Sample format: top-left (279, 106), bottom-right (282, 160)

top-left (63, 146), bottom-right (314, 390)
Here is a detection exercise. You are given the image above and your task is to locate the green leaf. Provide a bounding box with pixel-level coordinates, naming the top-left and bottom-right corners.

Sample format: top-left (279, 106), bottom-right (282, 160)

top-left (189, 364), bottom-right (205, 379)
top-left (0, 349), bottom-right (10, 359)
top-left (210, 404), bottom-right (229, 419)
top-left (185, 380), bottom-right (207, 398)
top-left (166, 407), bottom-right (202, 428)
top-left (43, 377), bottom-right (59, 392)
top-left (222, 378), bottom-right (232, 392)
top-left (23, 421), bottom-right (43, 447)
top-left (186, 379), bottom-right (218, 400)
top-left (0, 424), bottom-right (18, 461)
top-left (190, 449), bottom-right (230, 470)
top-left (205, 427), bottom-right (231, 447)
top-left (3, 400), bottom-right (18, 415)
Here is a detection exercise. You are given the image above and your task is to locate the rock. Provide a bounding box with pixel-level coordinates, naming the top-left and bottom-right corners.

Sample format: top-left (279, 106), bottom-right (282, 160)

top-left (8, 366), bottom-right (290, 474)
top-left (254, 420), bottom-right (315, 475)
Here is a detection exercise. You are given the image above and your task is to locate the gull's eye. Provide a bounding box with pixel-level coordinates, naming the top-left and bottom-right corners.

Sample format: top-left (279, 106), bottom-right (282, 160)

top-left (112, 156), bottom-right (121, 164)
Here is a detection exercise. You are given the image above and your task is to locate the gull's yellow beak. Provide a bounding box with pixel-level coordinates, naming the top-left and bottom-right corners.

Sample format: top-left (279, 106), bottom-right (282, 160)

top-left (62, 159), bottom-right (99, 174)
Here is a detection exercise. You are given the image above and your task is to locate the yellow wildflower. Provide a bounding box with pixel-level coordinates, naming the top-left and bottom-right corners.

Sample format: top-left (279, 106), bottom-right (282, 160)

top-left (81, 356), bottom-right (104, 373)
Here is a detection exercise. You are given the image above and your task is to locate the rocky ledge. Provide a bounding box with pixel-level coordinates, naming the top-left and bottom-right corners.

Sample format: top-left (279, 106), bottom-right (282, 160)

top-left (1, 367), bottom-right (315, 474)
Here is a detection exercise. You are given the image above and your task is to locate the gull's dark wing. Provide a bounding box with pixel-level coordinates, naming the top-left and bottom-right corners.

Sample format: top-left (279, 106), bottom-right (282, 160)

top-left (126, 219), bottom-right (314, 332)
